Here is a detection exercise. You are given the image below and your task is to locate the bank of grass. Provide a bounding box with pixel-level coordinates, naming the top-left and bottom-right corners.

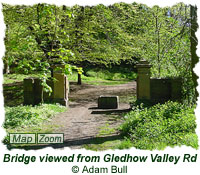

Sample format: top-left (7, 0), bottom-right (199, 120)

top-left (120, 101), bottom-right (198, 150)
top-left (84, 101), bottom-right (198, 151)
top-left (3, 103), bottom-right (67, 133)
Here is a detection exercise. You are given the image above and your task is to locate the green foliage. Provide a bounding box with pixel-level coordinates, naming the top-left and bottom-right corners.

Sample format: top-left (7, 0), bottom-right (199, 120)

top-left (3, 67), bottom-right (134, 88)
top-left (117, 139), bottom-right (133, 150)
top-left (2, 3), bottom-right (191, 70)
top-left (84, 139), bottom-right (123, 151)
top-left (3, 73), bottom-right (43, 84)
top-left (2, 2), bottom-right (195, 103)
top-left (133, 4), bottom-right (191, 78)
top-left (84, 67), bottom-right (137, 81)
top-left (120, 101), bottom-right (197, 150)
top-left (4, 104), bottom-right (66, 129)
top-left (67, 67), bottom-right (136, 85)
top-left (68, 73), bottom-right (130, 86)
top-left (97, 123), bottom-right (116, 136)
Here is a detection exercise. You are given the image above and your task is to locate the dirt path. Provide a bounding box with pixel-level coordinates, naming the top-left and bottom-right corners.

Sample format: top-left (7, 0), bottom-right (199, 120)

top-left (51, 81), bottom-right (136, 148)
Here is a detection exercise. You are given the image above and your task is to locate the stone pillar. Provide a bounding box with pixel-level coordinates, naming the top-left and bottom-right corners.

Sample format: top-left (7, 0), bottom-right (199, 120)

top-left (136, 60), bottom-right (152, 100)
top-left (52, 65), bottom-right (69, 106)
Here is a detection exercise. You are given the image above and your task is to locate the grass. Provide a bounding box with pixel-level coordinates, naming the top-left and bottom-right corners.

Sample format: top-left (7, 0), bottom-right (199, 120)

top-left (3, 67), bottom-right (137, 86)
top-left (3, 103), bottom-right (67, 132)
top-left (83, 123), bottom-right (133, 151)
top-left (68, 73), bottom-right (130, 85)
top-left (3, 73), bottom-right (43, 84)
top-left (83, 135), bottom-right (134, 151)
top-left (84, 67), bottom-right (136, 80)
top-left (3, 67), bottom-right (136, 149)
top-left (83, 101), bottom-right (198, 151)
top-left (3, 103), bottom-right (67, 146)
top-left (3, 67), bottom-right (135, 107)
top-left (83, 117), bottom-right (133, 151)
top-left (84, 139), bottom-right (124, 151)
top-left (3, 104), bottom-right (66, 147)
top-left (83, 122), bottom-right (128, 151)
top-left (68, 67), bottom-right (137, 85)
top-left (97, 123), bottom-right (117, 137)
top-left (120, 101), bottom-right (198, 150)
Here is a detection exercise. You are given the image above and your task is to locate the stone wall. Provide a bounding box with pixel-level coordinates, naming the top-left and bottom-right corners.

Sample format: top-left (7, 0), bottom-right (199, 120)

top-left (24, 70), bottom-right (69, 106)
top-left (150, 78), bottom-right (182, 103)
top-left (136, 60), bottom-right (182, 103)
top-left (24, 78), bottom-right (43, 105)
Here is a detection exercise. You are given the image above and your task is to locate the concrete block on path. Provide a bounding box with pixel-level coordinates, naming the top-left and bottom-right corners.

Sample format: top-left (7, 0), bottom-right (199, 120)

top-left (98, 95), bottom-right (119, 109)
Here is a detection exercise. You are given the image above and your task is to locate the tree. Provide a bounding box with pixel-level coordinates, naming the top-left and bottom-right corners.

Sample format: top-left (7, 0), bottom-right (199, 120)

top-left (190, 5), bottom-right (199, 104)
top-left (3, 3), bottom-right (195, 103)
top-left (133, 3), bottom-right (191, 78)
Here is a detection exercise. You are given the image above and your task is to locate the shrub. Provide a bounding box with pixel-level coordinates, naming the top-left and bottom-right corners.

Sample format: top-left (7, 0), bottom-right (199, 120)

top-left (120, 101), bottom-right (197, 150)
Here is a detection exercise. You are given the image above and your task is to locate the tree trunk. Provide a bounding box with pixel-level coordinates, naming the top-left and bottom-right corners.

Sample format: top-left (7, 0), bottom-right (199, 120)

top-left (77, 73), bottom-right (82, 85)
top-left (3, 61), bottom-right (10, 74)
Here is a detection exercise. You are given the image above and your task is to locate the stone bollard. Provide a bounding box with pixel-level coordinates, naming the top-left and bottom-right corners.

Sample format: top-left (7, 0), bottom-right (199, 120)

top-left (136, 60), bottom-right (152, 101)
top-left (52, 65), bottom-right (69, 106)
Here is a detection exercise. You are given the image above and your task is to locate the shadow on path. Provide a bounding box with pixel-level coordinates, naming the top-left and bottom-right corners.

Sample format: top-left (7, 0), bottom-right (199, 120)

top-left (90, 108), bottom-right (131, 115)
top-left (6, 81), bottom-right (136, 150)
top-left (7, 134), bottom-right (123, 150)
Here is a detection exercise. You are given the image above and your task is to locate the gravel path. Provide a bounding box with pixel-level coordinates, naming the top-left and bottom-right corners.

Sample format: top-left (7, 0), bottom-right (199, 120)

top-left (51, 81), bottom-right (136, 148)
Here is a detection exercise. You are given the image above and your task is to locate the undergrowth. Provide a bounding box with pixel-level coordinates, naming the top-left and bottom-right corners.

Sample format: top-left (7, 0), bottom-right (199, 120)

top-left (4, 103), bottom-right (66, 130)
top-left (120, 101), bottom-right (198, 150)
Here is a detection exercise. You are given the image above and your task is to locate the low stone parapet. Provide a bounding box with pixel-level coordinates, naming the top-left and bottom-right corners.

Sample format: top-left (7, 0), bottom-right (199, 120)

top-left (23, 77), bottom-right (42, 105)
top-left (150, 78), bottom-right (182, 103)
top-left (136, 60), bottom-right (182, 104)
top-left (23, 70), bottom-right (69, 106)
